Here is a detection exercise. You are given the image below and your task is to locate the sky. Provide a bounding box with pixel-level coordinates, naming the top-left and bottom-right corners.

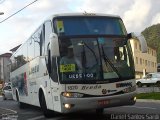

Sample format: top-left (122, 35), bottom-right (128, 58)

top-left (0, 0), bottom-right (160, 54)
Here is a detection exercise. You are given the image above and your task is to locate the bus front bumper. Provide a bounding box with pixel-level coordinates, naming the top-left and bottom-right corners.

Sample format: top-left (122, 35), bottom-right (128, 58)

top-left (61, 91), bottom-right (136, 113)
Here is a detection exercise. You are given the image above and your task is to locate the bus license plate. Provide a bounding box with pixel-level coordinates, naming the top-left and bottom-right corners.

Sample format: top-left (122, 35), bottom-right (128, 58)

top-left (98, 100), bottom-right (109, 105)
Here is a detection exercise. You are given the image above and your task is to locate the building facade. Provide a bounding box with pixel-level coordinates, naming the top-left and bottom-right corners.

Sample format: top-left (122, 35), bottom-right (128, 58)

top-left (130, 39), bottom-right (157, 79)
top-left (0, 45), bottom-right (21, 84)
top-left (0, 53), bottom-right (12, 83)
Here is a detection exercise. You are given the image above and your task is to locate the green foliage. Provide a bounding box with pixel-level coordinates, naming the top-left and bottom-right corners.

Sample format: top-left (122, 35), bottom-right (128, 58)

top-left (142, 23), bottom-right (160, 63)
top-left (136, 92), bottom-right (160, 100)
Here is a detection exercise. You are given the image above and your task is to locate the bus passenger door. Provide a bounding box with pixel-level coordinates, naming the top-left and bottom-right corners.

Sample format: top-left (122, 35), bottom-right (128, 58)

top-left (44, 20), bottom-right (61, 112)
top-left (44, 59), bottom-right (61, 112)
top-left (49, 56), bottom-right (62, 112)
top-left (43, 20), bottom-right (59, 111)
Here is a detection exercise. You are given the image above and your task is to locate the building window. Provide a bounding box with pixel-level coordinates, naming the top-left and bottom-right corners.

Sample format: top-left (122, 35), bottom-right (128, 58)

top-left (139, 44), bottom-right (141, 51)
top-left (157, 64), bottom-right (160, 72)
top-left (140, 58), bottom-right (142, 65)
top-left (136, 57), bottom-right (138, 64)
top-left (152, 50), bottom-right (153, 56)
top-left (135, 42), bottom-right (137, 49)
top-left (152, 62), bottom-right (154, 67)
top-left (145, 60), bottom-right (147, 66)
top-left (148, 48), bottom-right (150, 54)
top-left (154, 51), bottom-right (156, 57)
top-left (148, 61), bottom-right (150, 67)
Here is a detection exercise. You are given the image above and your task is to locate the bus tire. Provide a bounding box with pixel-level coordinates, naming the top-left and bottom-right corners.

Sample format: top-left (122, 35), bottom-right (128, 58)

top-left (96, 108), bottom-right (104, 115)
top-left (40, 93), bottom-right (53, 118)
top-left (3, 94), bottom-right (6, 100)
top-left (16, 91), bottom-right (25, 109)
top-left (156, 81), bottom-right (160, 87)
top-left (137, 82), bottom-right (142, 87)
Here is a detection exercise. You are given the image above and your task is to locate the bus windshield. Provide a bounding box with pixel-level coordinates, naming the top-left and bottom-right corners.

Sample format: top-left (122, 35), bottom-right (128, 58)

top-left (58, 37), bottom-right (135, 84)
top-left (54, 16), bottom-right (127, 36)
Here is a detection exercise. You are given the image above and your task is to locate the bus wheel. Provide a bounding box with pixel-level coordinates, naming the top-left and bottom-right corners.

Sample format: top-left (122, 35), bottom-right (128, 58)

top-left (156, 81), bottom-right (160, 87)
top-left (137, 82), bottom-right (142, 87)
top-left (40, 93), bottom-right (53, 118)
top-left (16, 91), bottom-right (25, 109)
top-left (96, 108), bottom-right (104, 115)
top-left (2, 94), bottom-right (6, 100)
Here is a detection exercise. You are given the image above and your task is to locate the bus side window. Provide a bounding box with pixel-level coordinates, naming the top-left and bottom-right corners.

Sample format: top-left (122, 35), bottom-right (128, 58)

top-left (28, 38), bottom-right (34, 61)
top-left (34, 26), bottom-right (43, 57)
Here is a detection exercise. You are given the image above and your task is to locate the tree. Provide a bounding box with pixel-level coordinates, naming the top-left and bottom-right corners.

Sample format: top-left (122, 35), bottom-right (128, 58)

top-left (142, 24), bottom-right (160, 63)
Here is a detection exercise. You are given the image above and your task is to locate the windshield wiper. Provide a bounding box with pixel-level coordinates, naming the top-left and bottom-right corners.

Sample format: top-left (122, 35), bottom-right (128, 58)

top-left (81, 41), bottom-right (98, 68)
top-left (81, 41), bottom-right (98, 79)
top-left (101, 45), bottom-right (122, 79)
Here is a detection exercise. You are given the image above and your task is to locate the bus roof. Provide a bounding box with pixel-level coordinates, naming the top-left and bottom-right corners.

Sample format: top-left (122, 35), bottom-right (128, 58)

top-left (47, 13), bottom-right (121, 21)
top-left (10, 13), bottom-right (122, 58)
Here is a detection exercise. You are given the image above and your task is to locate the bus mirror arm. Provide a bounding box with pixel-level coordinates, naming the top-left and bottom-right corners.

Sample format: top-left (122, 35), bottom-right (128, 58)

top-left (47, 49), bottom-right (52, 75)
top-left (46, 42), bottom-right (51, 76)
top-left (50, 33), bottom-right (60, 57)
top-left (127, 32), bottom-right (148, 53)
top-left (137, 35), bottom-right (148, 53)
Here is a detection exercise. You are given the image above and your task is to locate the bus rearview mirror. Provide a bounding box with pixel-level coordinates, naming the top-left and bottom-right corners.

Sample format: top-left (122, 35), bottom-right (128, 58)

top-left (50, 33), bottom-right (60, 57)
top-left (136, 35), bottom-right (148, 53)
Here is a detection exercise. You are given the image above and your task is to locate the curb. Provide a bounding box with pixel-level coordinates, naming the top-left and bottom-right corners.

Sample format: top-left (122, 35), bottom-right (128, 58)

top-left (137, 99), bottom-right (160, 103)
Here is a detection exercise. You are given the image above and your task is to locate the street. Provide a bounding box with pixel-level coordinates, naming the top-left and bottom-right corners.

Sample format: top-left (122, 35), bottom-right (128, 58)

top-left (0, 97), bottom-right (160, 120)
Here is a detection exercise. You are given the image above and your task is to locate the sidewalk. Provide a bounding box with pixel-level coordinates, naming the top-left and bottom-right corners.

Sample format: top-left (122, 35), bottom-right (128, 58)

top-left (137, 99), bottom-right (160, 103)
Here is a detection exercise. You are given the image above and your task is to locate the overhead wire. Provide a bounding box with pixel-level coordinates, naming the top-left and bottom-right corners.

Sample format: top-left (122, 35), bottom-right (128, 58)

top-left (0, 0), bottom-right (5, 4)
top-left (0, 0), bottom-right (39, 23)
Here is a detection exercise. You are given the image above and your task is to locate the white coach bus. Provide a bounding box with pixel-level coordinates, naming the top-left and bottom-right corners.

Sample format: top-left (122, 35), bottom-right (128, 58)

top-left (10, 13), bottom-right (147, 117)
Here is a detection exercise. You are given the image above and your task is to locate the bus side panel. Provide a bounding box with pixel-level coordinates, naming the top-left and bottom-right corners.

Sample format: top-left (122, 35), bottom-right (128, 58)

top-left (11, 62), bottom-right (30, 104)
top-left (11, 57), bottom-right (52, 108)
top-left (28, 57), bottom-right (52, 107)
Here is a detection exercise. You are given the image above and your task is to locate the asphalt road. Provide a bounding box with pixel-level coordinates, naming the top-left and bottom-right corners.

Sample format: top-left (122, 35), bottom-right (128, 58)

top-left (0, 97), bottom-right (160, 120)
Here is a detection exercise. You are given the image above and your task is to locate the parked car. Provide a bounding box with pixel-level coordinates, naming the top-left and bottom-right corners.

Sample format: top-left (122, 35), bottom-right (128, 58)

top-left (2, 85), bottom-right (13, 100)
top-left (136, 73), bottom-right (160, 87)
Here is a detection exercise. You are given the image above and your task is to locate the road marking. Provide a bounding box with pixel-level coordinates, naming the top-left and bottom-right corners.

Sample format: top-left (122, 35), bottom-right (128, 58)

top-left (27, 115), bottom-right (44, 120)
top-left (123, 106), bottom-right (156, 110)
top-left (27, 115), bottom-right (66, 120)
top-left (0, 107), bottom-right (17, 114)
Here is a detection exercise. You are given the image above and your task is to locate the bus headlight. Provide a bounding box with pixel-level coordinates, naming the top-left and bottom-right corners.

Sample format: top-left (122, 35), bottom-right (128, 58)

top-left (62, 92), bottom-right (84, 98)
top-left (64, 104), bottom-right (72, 109)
